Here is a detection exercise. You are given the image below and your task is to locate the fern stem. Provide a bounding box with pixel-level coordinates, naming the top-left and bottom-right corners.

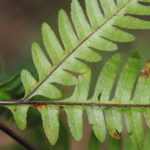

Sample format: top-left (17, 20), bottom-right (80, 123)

top-left (0, 101), bottom-right (150, 107)
top-left (0, 121), bottom-right (37, 150)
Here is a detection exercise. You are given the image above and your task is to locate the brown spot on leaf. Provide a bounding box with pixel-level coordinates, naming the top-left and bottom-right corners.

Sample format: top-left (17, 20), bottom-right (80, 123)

top-left (13, 108), bottom-right (17, 112)
top-left (98, 93), bottom-right (101, 100)
top-left (31, 104), bottom-right (43, 111)
top-left (124, 14), bottom-right (129, 16)
top-left (141, 59), bottom-right (150, 78)
top-left (112, 130), bottom-right (121, 140)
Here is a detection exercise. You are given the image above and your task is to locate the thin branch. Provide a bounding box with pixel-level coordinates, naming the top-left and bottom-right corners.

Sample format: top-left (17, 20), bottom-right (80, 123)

top-left (0, 121), bottom-right (37, 150)
top-left (0, 100), bottom-right (150, 107)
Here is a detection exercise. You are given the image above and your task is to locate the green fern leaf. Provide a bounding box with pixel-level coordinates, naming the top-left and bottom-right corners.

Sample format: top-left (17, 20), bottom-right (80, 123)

top-left (0, 76), bottom-right (29, 130)
top-left (64, 70), bottom-right (91, 141)
top-left (40, 53), bottom-right (150, 147)
top-left (17, 0), bottom-right (150, 146)
top-left (1, 53), bottom-right (150, 148)
top-left (87, 53), bottom-right (122, 142)
top-left (21, 0), bottom-right (150, 101)
top-left (87, 53), bottom-right (150, 149)
top-left (1, 0), bottom-right (150, 148)
top-left (40, 105), bottom-right (59, 145)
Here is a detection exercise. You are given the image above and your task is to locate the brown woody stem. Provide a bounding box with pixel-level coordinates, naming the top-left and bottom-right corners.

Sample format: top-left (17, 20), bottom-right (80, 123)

top-left (0, 100), bottom-right (150, 107)
top-left (0, 121), bottom-right (37, 150)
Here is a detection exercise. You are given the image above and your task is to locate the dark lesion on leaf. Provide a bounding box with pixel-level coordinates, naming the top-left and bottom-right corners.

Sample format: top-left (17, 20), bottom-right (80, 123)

top-left (140, 59), bottom-right (150, 79)
top-left (112, 129), bottom-right (121, 140)
top-left (98, 93), bottom-right (101, 100)
top-left (124, 14), bottom-right (129, 16)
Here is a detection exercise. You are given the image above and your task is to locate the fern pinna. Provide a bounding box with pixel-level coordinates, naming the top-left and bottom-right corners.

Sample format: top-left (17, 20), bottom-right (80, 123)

top-left (0, 0), bottom-right (150, 149)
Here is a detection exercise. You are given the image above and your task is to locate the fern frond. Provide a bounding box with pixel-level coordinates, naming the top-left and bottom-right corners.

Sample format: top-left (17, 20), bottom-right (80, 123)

top-left (2, 53), bottom-right (150, 148)
top-left (1, 0), bottom-right (150, 148)
top-left (87, 53), bottom-right (142, 146)
top-left (21, 0), bottom-right (150, 101)
top-left (64, 53), bottom-right (150, 149)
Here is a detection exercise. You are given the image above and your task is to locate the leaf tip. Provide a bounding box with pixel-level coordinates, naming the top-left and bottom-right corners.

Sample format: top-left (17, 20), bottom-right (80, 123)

top-left (41, 22), bottom-right (50, 34)
top-left (59, 9), bottom-right (66, 16)
top-left (21, 69), bottom-right (30, 79)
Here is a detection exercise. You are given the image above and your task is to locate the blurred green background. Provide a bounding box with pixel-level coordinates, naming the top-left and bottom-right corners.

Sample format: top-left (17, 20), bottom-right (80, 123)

top-left (0, 0), bottom-right (150, 150)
